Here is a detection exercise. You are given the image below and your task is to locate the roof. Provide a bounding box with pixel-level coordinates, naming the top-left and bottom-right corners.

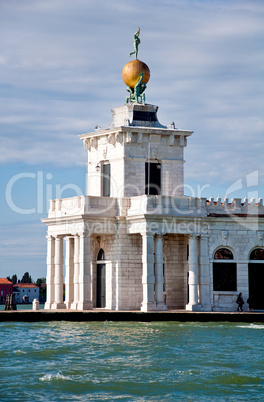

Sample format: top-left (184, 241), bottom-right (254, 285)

top-left (0, 278), bottom-right (13, 285)
top-left (14, 283), bottom-right (38, 288)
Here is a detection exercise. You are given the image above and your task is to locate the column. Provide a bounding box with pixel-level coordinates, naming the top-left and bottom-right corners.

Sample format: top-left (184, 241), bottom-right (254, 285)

top-left (186, 234), bottom-right (201, 311)
top-left (51, 235), bottom-right (65, 309)
top-left (155, 234), bottom-right (167, 310)
top-left (78, 233), bottom-right (93, 310)
top-left (141, 232), bottom-right (156, 311)
top-left (44, 235), bottom-right (55, 309)
top-left (71, 235), bottom-right (80, 310)
top-left (199, 235), bottom-right (212, 311)
top-left (65, 236), bottom-right (74, 309)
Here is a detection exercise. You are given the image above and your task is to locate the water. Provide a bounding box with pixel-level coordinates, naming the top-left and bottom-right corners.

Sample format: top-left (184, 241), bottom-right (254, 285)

top-left (0, 320), bottom-right (264, 401)
top-left (0, 304), bottom-right (44, 311)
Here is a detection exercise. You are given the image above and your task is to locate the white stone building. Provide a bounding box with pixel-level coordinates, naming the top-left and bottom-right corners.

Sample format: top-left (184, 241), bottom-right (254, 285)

top-left (42, 102), bottom-right (264, 312)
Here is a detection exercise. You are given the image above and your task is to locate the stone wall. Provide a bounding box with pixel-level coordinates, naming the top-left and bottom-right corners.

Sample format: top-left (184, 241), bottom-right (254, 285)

top-left (163, 234), bottom-right (188, 309)
top-left (207, 218), bottom-right (264, 311)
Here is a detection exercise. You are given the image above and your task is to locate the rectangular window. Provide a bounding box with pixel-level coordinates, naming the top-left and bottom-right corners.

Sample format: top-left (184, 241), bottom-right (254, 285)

top-left (145, 162), bottom-right (161, 195)
top-left (102, 163), bottom-right (111, 197)
top-left (213, 262), bottom-right (237, 291)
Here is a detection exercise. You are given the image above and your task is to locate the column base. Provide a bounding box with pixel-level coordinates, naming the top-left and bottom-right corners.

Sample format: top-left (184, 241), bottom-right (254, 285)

top-left (186, 303), bottom-right (202, 311)
top-left (141, 302), bottom-right (167, 312)
top-left (156, 302), bottom-right (167, 311)
top-left (44, 302), bottom-right (52, 310)
top-left (201, 304), bottom-right (212, 312)
top-left (51, 302), bottom-right (66, 310)
top-left (70, 302), bottom-right (78, 310)
top-left (77, 301), bottom-right (93, 310)
top-left (65, 301), bottom-right (74, 309)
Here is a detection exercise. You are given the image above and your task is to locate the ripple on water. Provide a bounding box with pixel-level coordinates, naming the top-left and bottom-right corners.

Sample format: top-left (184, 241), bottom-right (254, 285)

top-left (0, 321), bottom-right (264, 401)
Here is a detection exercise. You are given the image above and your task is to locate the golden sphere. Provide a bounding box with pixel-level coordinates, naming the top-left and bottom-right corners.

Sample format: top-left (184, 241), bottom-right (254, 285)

top-left (122, 59), bottom-right (150, 89)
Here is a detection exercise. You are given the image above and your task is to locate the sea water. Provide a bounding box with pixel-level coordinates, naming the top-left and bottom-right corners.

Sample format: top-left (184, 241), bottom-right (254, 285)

top-left (0, 320), bottom-right (264, 401)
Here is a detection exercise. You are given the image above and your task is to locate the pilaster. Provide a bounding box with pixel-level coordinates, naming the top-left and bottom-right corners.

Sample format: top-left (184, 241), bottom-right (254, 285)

top-left (44, 235), bottom-right (55, 309)
top-left (65, 236), bottom-right (74, 309)
top-left (155, 234), bottom-right (167, 310)
top-left (199, 235), bottom-right (212, 311)
top-left (71, 235), bottom-right (80, 310)
top-left (186, 234), bottom-right (201, 311)
top-left (78, 233), bottom-right (93, 310)
top-left (141, 232), bottom-right (156, 311)
top-left (51, 235), bottom-right (65, 309)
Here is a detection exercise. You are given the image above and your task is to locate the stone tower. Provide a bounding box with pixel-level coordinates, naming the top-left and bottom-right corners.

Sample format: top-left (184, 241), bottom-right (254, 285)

top-left (80, 102), bottom-right (192, 199)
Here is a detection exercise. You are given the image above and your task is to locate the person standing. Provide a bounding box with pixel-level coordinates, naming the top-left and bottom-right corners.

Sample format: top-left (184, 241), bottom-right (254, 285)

top-left (236, 292), bottom-right (244, 312)
top-left (247, 294), bottom-right (254, 312)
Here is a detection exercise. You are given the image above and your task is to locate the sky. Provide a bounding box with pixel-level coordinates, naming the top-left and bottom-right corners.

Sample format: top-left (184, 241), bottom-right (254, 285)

top-left (1, 0), bottom-right (264, 281)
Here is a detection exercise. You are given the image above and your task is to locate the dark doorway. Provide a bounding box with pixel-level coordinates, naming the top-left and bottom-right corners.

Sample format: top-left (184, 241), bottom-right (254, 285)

top-left (145, 162), bottom-right (161, 195)
top-left (248, 263), bottom-right (264, 309)
top-left (96, 264), bottom-right (106, 308)
top-left (96, 249), bottom-right (106, 308)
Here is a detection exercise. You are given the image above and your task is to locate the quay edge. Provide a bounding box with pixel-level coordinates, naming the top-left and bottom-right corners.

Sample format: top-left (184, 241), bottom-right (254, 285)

top-left (1, 310), bottom-right (264, 323)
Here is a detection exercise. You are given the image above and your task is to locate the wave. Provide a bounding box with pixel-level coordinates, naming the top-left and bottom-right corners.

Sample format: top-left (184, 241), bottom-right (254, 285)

top-left (39, 371), bottom-right (73, 382)
top-left (13, 350), bottom-right (26, 354)
top-left (236, 323), bottom-right (264, 329)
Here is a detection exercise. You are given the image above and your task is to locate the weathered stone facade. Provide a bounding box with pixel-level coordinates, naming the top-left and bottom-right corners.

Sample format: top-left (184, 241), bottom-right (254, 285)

top-left (43, 103), bottom-right (264, 312)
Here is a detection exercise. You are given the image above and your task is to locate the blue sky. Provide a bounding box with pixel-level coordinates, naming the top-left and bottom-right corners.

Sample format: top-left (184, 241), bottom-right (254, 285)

top-left (1, 0), bottom-right (264, 280)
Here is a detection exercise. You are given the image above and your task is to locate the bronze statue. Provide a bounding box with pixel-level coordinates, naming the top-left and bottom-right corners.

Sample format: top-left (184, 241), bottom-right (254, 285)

top-left (126, 73), bottom-right (146, 104)
top-left (129, 27), bottom-right (140, 59)
top-left (123, 28), bottom-right (149, 103)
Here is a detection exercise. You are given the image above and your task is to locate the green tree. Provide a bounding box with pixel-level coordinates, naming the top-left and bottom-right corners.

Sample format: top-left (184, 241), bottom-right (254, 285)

top-left (36, 277), bottom-right (46, 287)
top-left (11, 274), bottom-right (17, 284)
top-left (21, 272), bottom-right (32, 283)
top-left (6, 276), bottom-right (11, 282)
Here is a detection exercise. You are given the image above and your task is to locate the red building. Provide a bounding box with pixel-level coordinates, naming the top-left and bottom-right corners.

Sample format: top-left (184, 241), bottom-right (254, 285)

top-left (0, 279), bottom-right (13, 303)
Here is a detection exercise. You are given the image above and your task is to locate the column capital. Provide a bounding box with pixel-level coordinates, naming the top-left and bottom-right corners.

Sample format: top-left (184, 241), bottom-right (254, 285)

top-left (65, 235), bottom-right (75, 240)
top-left (155, 232), bottom-right (164, 238)
top-left (189, 233), bottom-right (199, 238)
top-left (78, 232), bottom-right (90, 238)
top-left (140, 231), bottom-right (154, 238)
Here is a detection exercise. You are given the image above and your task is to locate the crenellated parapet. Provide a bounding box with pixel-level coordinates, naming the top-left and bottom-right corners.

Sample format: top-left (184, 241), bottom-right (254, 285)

top-left (206, 196), bottom-right (264, 216)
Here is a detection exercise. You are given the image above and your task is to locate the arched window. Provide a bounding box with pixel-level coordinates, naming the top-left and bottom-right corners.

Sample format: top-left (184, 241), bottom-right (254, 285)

top-left (97, 248), bottom-right (105, 261)
top-left (213, 248), bottom-right (237, 291)
top-left (249, 248), bottom-right (264, 260)
top-left (214, 248), bottom-right (234, 260)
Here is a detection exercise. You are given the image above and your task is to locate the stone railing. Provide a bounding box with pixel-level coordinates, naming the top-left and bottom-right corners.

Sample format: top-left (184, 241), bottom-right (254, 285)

top-left (127, 195), bottom-right (207, 217)
top-left (48, 195), bottom-right (119, 218)
top-left (48, 195), bottom-right (264, 220)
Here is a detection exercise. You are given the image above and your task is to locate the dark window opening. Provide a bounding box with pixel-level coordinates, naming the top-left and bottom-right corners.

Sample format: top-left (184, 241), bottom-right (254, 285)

top-left (133, 111), bottom-right (157, 122)
top-left (213, 262), bottom-right (237, 291)
top-left (97, 248), bottom-right (105, 261)
top-left (145, 162), bottom-right (161, 195)
top-left (102, 163), bottom-right (111, 197)
top-left (214, 248), bottom-right (234, 260)
top-left (250, 248), bottom-right (264, 260)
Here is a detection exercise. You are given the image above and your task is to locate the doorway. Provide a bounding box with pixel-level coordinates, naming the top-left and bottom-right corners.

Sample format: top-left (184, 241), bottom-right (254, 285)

top-left (248, 263), bottom-right (264, 309)
top-left (96, 249), bottom-right (106, 308)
